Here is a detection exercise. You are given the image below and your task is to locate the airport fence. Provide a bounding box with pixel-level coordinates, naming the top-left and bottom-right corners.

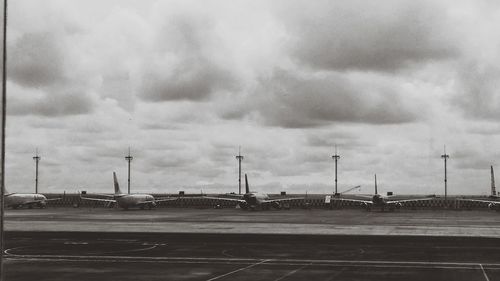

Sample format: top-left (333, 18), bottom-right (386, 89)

top-left (42, 194), bottom-right (495, 211)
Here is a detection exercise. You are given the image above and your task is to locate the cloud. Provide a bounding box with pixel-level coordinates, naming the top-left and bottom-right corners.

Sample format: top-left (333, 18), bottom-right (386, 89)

top-left (140, 58), bottom-right (236, 102)
top-left (138, 11), bottom-right (237, 102)
top-left (278, 0), bottom-right (459, 72)
top-left (8, 83), bottom-right (96, 117)
top-left (6, 0), bottom-right (500, 195)
top-left (225, 69), bottom-right (421, 128)
top-left (452, 62), bottom-right (500, 120)
top-left (9, 32), bottom-right (67, 88)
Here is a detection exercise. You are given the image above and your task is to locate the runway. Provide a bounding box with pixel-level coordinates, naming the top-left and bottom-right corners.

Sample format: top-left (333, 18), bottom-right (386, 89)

top-left (3, 232), bottom-right (500, 281)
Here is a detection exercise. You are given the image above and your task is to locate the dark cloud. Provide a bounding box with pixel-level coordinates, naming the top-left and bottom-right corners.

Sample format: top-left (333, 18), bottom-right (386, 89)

top-left (9, 90), bottom-right (95, 117)
top-left (228, 69), bottom-right (419, 128)
top-left (141, 58), bottom-right (235, 102)
top-left (139, 13), bottom-right (237, 102)
top-left (9, 32), bottom-right (67, 87)
top-left (279, 0), bottom-right (459, 72)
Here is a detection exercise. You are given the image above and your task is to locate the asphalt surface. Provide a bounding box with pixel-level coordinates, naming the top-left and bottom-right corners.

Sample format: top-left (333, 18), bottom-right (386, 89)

top-left (3, 232), bottom-right (500, 281)
top-left (2, 208), bottom-right (500, 280)
top-left (5, 207), bottom-right (500, 236)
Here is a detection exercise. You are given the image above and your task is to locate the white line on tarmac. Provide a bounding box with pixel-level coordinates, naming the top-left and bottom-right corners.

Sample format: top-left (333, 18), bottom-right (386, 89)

top-left (5, 252), bottom-right (500, 270)
top-left (205, 259), bottom-right (271, 281)
top-left (273, 262), bottom-right (311, 281)
top-left (480, 264), bottom-right (491, 281)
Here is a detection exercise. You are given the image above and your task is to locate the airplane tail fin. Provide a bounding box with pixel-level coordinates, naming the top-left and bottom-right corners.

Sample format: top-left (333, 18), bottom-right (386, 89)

top-left (245, 174), bottom-right (250, 193)
top-left (492, 166), bottom-right (496, 196)
top-left (113, 172), bottom-right (123, 195)
top-left (374, 174), bottom-right (378, 195)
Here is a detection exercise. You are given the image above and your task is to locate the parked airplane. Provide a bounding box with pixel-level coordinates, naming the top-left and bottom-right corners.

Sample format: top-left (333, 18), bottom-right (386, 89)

top-left (5, 189), bottom-right (62, 209)
top-left (204, 174), bottom-right (304, 210)
top-left (80, 172), bottom-right (177, 210)
top-left (331, 174), bottom-right (434, 211)
top-left (460, 166), bottom-right (500, 211)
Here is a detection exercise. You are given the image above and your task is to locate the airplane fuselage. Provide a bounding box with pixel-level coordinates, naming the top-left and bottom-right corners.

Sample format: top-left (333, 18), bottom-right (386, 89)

top-left (242, 192), bottom-right (270, 206)
top-left (114, 194), bottom-right (155, 209)
top-left (5, 193), bottom-right (48, 209)
top-left (365, 194), bottom-right (402, 211)
top-left (372, 194), bottom-right (388, 206)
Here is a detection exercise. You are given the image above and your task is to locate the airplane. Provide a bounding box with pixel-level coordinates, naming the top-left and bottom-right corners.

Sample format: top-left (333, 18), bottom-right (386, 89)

top-left (5, 188), bottom-right (62, 209)
top-left (80, 172), bottom-right (177, 210)
top-left (204, 174), bottom-right (304, 210)
top-left (460, 166), bottom-right (500, 211)
top-left (330, 174), bottom-right (434, 211)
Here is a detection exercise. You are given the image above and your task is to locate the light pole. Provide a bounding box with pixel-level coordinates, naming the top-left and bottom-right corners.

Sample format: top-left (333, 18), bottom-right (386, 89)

top-left (33, 149), bottom-right (41, 194)
top-left (1, 0), bottom-right (8, 277)
top-left (125, 147), bottom-right (133, 195)
top-left (236, 147), bottom-right (244, 195)
top-left (441, 147), bottom-right (449, 200)
top-left (332, 146), bottom-right (340, 196)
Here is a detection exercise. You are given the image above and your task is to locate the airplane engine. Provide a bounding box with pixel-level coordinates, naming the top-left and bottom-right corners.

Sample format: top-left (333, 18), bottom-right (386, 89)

top-left (388, 203), bottom-right (402, 212)
top-left (271, 202), bottom-right (282, 209)
top-left (488, 203), bottom-right (500, 211)
top-left (37, 201), bottom-right (47, 208)
top-left (361, 202), bottom-right (370, 211)
top-left (149, 202), bottom-right (157, 209)
top-left (238, 202), bottom-right (249, 210)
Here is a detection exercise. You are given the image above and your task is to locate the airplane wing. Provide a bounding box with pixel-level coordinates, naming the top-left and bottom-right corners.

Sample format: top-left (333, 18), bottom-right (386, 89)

top-left (154, 197), bottom-right (179, 203)
top-left (386, 198), bottom-right (435, 205)
top-left (134, 198), bottom-right (178, 206)
top-left (202, 196), bottom-right (246, 203)
top-left (331, 198), bottom-right (373, 204)
top-left (222, 193), bottom-right (245, 198)
top-left (262, 197), bottom-right (305, 203)
top-left (459, 199), bottom-right (500, 205)
top-left (80, 196), bottom-right (117, 203)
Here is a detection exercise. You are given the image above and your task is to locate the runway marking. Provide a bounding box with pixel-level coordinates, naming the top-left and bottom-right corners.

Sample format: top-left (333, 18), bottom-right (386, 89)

top-left (480, 264), bottom-right (490, 281)
top-left (98, 244), bottom-right (159, 254)
top-left (7, 257), bottom-right (500, 271)
top-left (5, 251), bottom-right (500, 267)
top-left (205, 259), bottom-right (271, 281)
top-left (5, 251), bottom-right (500, 271)
top-left (273, 262), bottom-right (311, 281)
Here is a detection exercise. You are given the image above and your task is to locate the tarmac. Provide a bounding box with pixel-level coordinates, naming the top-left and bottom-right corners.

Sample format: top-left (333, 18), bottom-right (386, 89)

top-left (2, 207), bottom-right (500, 280)
top-left (4, 207), bottom-right (500, 237)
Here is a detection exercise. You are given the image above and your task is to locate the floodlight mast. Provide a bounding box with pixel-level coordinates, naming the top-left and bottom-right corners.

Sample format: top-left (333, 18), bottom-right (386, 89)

top-left (236, 147), bottom-right (244, 195)
top-left (33, 149), bottom-right (41, 194)
top-left (331, 145), bottom-right (340, 196)
top-left (441, 146), bottom-right (450, 200)
top-left (125, 147), bottom-right (133, 195)
top-left (1, 0), bottom-right (8, 277)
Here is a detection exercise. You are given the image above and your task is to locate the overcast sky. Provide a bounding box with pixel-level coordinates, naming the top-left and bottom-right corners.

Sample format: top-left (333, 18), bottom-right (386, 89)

top-left (5, 0), bottom-right (500, 195)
